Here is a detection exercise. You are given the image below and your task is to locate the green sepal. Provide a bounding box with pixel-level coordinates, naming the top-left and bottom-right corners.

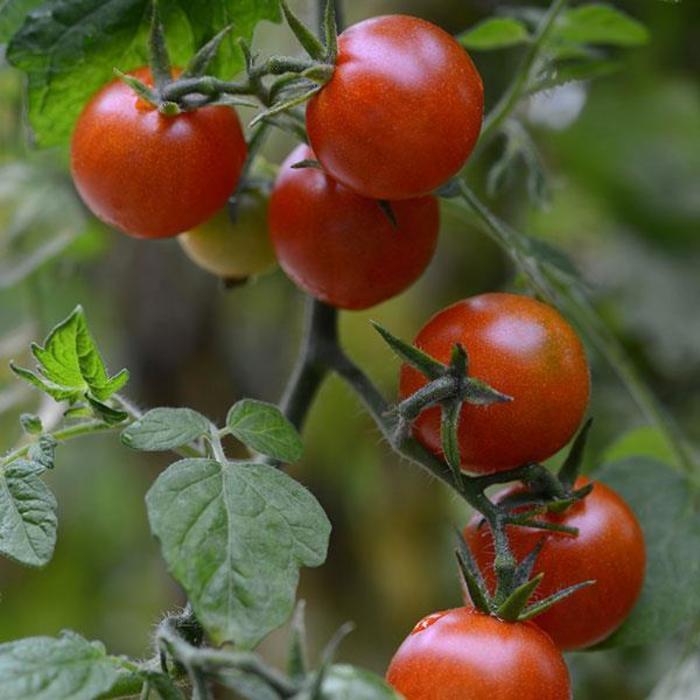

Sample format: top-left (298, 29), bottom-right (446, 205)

top-left (291, 159), bottom-right (324, 170)
top-left (507, 514), bottom-right (579, 536)
top-left (462, 377), bottom-right (512, 406)
top-left (250, 84), bottom-right (321, 127)
top-left (148, 0), bottom-right (173, 91)
top-left (455, 534), bottom-right (490, 614)
top-left (301, 64), bottom-right (334, 84)
top-left (448, 344), bottom-right (468, 378)
top-left (183, 25), bottom-right (234, 79)
top-left (519, 579), bottom-right (595, 621)
top-left (279, 0), bottom-right (326, 60)
top-left (377, 200), bottom-right (398, 229)
top-left (322, 0), bottom-right (339, 61)
top-left (558, 418), bottom-right (593, 489)
top-left (371, 323), bottom-right (445, 380)
top-left (512, 538), bottom-right (546, 588)
top-left (113, 69), bottom-right (159, 107)
top-left (496, 572), bottom-right (544, 622)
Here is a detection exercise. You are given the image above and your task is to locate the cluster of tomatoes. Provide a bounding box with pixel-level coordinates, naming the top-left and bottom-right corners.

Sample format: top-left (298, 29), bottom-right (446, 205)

top-left (69, 13), bottom-right (646, 700)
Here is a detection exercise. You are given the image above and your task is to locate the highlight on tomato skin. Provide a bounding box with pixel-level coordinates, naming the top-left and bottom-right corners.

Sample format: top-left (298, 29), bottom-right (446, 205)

top-left (385, 607), bottom-right (572, 700)
top-left (464, 477), bottom-right (647, 651)
top-left (306, 14), bottom-right (484, 201)
top-left (399, 292), bottom-right (590, 474)
top-left (268, 143), bottom-right (440, 311)
top-left (178, 192), bottom-right (277, 281)
top-left (70, 67), bottom-right (247, 240)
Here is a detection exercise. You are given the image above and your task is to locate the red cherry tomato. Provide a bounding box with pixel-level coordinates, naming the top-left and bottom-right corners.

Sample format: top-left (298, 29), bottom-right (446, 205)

top-left (268, 144), bottom-right (439, 310)
top-left (386, 607), bottom-right (571, 700)
top-left (306, 15), bottom-right (483, 201)
top-left (71, 68), bottom-right (247, 239)
top-left (464, 477), bottom-right (646, 650)
top-left (399, 293), bottom-right (590, 473)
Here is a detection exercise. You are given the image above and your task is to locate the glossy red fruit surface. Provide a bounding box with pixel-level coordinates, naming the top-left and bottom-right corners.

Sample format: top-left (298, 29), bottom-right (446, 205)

top-left (71, 68), bottom-right (247, 239)
top-left (465, 477), bottom-right (646, 650)
top-left (399, 293), bottom-right (590, 473)
top-left (386, 607), bottom-right (572, 700)
top-left (306, 15), bottom-right (484, 200)
top-left (268, 144), bottom-right (439, 310)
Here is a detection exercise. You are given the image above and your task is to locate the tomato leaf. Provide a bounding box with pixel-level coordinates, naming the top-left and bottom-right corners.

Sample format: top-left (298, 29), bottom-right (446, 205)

top-left (227, 399), bottom-right (303, 463)
top-left (146, 458), bottom-right (330, 648)
top-left (0, 459), bottom-right (57, 567)
top-left (10, 306), bottom-right (129, 414)
top-left (595, 457), bottom-right (700, 647)
top-left (5, 0), bottom-right (281, 146)
top-left (0, 631), bottom-right (127, 700)
top-left (555, 4), bottom-right (650, 47)
top-left (122, 407), bottom-right (210, 451)
top-left (459, 17), bottom-right (531, 51)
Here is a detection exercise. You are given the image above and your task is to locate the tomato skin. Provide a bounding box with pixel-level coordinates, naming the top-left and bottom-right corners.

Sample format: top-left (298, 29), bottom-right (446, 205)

top-left (71, 68), bottom-right (247, 239)
top-left (386, 607), bottom-right (571, 700)
top-left (464, 477), bottom-right (646, 651)
top-left (306, 15), bottom-right (483, 201)
top-left (399, 293), bottom-right (590, 473)
top-left (268, 144), bottom-right (439, 310)
top-left (179, 192), bottom-right (276, 279)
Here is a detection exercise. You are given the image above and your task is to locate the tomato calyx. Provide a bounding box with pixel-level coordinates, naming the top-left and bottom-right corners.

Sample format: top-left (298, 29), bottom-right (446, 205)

top-left (114, 0), bottom-right (337, 121)
top-left (374, 322), bottom-right (512, 483)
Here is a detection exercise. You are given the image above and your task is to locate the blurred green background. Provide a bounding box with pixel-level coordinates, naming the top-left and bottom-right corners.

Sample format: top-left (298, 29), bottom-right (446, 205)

top-left (1, 1), bottom-right (699, 698)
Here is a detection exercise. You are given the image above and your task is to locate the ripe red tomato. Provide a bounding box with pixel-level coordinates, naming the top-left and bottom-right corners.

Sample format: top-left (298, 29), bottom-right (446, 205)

top-left (386, 607), bottom-right (571, 700)
top-left (71, 68), bottom-right (247, 239)
top-left (464, 477), bottom-right (646, 650)
top-left (268, 144), bottom-right (439, 310)
top-left (399, 293), bottom-right (590, 473)
top-left (306, 15), bottom-right (484, 201)
top-left (179, 191), bottom-right (276, 280)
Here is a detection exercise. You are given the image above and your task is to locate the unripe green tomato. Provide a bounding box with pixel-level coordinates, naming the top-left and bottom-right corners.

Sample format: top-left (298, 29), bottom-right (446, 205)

top-left (178, 192), bottom-right (276, 280)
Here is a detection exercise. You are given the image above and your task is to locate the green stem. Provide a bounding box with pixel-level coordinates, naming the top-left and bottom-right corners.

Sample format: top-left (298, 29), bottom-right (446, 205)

top-left (478, 0), bottom-right (568, 150)
top-left (278, 298), bottom-right (334, 432)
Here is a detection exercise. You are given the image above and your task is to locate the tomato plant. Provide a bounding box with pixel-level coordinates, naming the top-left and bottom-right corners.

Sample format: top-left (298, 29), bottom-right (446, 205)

top-left (399, 293), bottom-right (590, 473)
top-left (179, 191), bottom-right (276, 280)
top-left (306, 15), bottom-right (484, 200)
top-left (0, 1), bottom-right (695, 699)
top-left (71, 68), bottom-right (247, 239)
top-left (268, 144), bottom-right (439, 309)
top-left (386, 607), bottom-right (572, 699)
top-left (465, 477), bottom-right (646, 650)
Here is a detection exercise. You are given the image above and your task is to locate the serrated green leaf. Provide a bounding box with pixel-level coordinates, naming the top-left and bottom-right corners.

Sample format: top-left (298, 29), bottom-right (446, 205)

top-left (27, 434), bottom-right (57, 469)
top-left (146, 459), bottom-right (330, 648)
top-left (227, 399), bottom-right (303, 462)
top-left (595, 457), bottom-right (700, 647)
top-left (317, 665), bottom-right (401, 700)
top-left (5, 0), bottom-right (280, 146)
top-left (459, 17), bottom-right (530, 51)
top-left (0, 631), bottom-right (125, 700)
top-left (555, 3), bottom-right (649, 47)
top-left (10, 363), bottom-right (80, 402)
top-left (122, 407), bottom-right (210, 451)
top-left (0, 459), bottom-right (57, 567)
top-left (11, 307), bottom-right (128, 411)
